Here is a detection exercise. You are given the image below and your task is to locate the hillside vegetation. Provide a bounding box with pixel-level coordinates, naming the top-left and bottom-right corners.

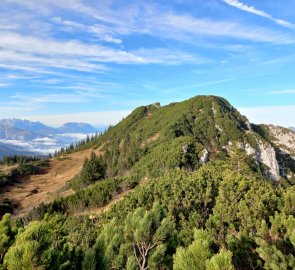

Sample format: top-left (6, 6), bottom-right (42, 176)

top-left (0, 95), bottom-right (295, 270)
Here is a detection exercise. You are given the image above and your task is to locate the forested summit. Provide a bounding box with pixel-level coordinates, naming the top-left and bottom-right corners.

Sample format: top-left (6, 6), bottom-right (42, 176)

top-left (61, 95), bottom-right (294, 183)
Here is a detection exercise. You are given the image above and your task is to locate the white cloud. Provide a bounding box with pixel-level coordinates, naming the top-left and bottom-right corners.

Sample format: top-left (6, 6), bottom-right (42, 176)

top-left (32, 137), bottom-right (57, 144)
top-left (14, 0), bottom-right (294, 44)
top-left (56, 133), bottom-right (93, 140)
top-left (239, 105), bottom-right (295, 127)
top-left (3, 0), bottom-right (293, 49)
top-left (102, 36), bottom-right (122, 44)
top-left (1, 138), bottom-right (60, 154)
top-left (223, 0), bottom-right (295, 29)
top-left (0, 31), bottom-right (202, 76)
top-left (52, 17), bottom-right (123, 44)
top-left (131, 48), bottom-right (209, 65)
top-left (156, 13), bottom-right (294, 44)
top-left (0, 32), bottom-right (139, 62)
top-left (0, 49), bottom-right (108, 72)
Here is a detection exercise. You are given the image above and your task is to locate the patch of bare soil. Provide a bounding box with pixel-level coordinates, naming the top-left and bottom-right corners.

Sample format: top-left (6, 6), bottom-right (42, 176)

top-left (75, 176), bottom-right (150, 218)
top-left (140, 132), bottom-right (160, 148)
top-left (74, 188), bottom-right (134, 217)
top-left (0, 148), bottom-right (101, 215)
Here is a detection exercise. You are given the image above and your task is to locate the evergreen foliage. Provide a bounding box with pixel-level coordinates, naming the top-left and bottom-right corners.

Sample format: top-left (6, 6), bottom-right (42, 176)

top-left (0, 155), bottom-right (41, 165)
top-left (0, 214), bottom-right (16, 265)
top-left (173, 229), bottom-right (234, 270)
top-left (1, 154), bottom-right (294, 269)
top-left (95, 202), bottom-right (174, 270)
top-left (70, 152), bottom-right (106, 190)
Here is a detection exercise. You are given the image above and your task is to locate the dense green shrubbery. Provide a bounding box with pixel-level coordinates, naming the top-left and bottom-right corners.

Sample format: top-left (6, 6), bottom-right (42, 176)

top-left (131, 136), bottom-right (203, 178)
top-left (2, 214), bottom-right (96, 270)
top-left (70, 152), bottom-right (106, 191)
top-left (10, 163), bottom-right (41, 177)
top-left (0, 155), bottom-right (42, 166)
top-left (2, 156), bottom-right (293, 269)
top-left (1, 157), bottom-right (294, 269)
top-left (32, 175), bottom-right (140, 217)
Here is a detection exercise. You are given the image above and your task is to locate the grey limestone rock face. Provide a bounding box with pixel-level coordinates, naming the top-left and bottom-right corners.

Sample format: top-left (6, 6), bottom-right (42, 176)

top-left (241, 141), bottom-right (280, 182)
top-left (256, 141), bottom-right (280, 182)
top-left (267, 125), bottom-right (295, 158)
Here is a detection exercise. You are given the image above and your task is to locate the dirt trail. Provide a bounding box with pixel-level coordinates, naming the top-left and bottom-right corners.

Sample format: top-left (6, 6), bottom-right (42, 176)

top-left (75, 188), bottom-right (134, 217)
top-left (0, 148), bottom-right (101, 215)
top-left (74, 177), bottom-right (149, 218)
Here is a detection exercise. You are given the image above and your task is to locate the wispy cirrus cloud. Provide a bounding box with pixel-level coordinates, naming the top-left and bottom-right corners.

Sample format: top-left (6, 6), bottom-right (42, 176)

top-left (3, 0), bottom-right (294, 46)
top-left (153, 13), bottom-right (294, 44)
top-left (223, 0), bottom-right (295, 29)
top-left (52, 17), bottom-right (123, 44)
top-left (0, 31), bottom-right (203, 78)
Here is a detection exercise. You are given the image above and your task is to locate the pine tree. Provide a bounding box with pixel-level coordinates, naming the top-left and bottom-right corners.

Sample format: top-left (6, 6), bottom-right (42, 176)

top-left (82, 248), bottom-right (96, 270)
top-left (174, 229), bottom-right (234, 270)
top-left (124, 202), bottom-right (173, 270)
top-left (80, 152), bottom-right (106, 187)
top-left (0, 214), bottom-right (15, 264)
top-left (206, 249), bottom-right (234, 270)
top-left (4, 219), bottom-right (60, 270)
top-left (173, 229), bottom-right (211, 270)
top-left (96, 202), bottom-right (174, 270)
top-left (256, 238), bottom-right (289, 270)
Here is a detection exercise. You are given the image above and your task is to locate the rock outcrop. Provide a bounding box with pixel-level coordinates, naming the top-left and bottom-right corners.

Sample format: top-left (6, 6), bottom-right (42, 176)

top-left (256, 141), bottom-right (280, 182)
top-left (200, 149), bottom-right (209, 164)
top-left (243, 141), bottom-right (280, 182)
top-left (266, 125), bottom-right (295, 157)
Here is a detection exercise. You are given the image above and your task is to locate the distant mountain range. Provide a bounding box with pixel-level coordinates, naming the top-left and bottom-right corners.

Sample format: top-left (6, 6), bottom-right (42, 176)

top-left (290, 127), bottom-right (295, 132)
top-left (0, 119), bottom-right (96, 140)
top-left (0, 119), bottom-right (99, 157)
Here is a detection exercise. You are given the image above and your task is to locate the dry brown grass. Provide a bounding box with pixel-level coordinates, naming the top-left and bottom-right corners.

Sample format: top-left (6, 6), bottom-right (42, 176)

top-left (0, 147), bottom-right (102, 215)
top-left (0, 164), bottom-right (17, 174)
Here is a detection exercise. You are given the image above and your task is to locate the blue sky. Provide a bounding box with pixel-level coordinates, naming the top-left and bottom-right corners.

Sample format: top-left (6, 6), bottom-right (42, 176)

top-left (0, 0), bottom-right (295, 127)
